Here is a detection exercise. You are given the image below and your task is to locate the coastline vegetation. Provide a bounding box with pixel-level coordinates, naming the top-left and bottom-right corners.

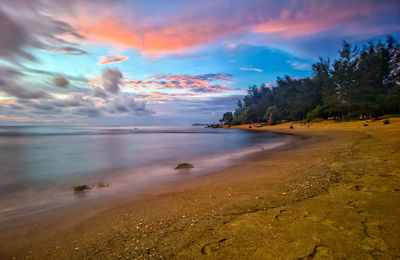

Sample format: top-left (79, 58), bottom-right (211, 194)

top-left (221, 37), bottom-right (400, 125)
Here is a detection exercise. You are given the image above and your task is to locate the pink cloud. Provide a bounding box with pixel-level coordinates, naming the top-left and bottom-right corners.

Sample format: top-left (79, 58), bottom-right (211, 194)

top-left (135, 91), bottom-right (196, 101)
top-left (67, 0), bottom-right (399, 54)
top-left (98, 55), bottom-right (129, 65)
top-left (145, 73), bottom-right (234, 94)
top-left (88, 72), bottom-right (241, 100)
top-left (253, 4), bottom-right (377, 37)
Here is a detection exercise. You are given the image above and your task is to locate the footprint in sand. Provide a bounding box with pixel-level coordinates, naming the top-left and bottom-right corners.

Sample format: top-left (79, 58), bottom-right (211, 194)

top-left (201, 238), bottom-right (227, 255)
top-left (274, 209), bottom-right (288, 221)
top-left (352, 185), bottom-right (370, 192)
top-left (346, 199), bottom-right (368, 209)
top-left (298, 244), bottom-right (330, 259)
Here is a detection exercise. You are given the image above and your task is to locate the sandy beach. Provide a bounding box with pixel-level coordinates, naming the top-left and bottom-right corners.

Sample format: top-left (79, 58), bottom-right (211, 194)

top-left (1, 118), bottom-right (399, 259)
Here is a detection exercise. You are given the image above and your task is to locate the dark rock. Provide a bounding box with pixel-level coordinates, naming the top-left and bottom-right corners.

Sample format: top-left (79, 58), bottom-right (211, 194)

top-left (383, 119), bottom-right (390, 125)
top-left (96, 183), bottom-right (109, 188)
top-left (175, 163), bottom-right (194, 169)
top-left (74, 185), bottom-right (91, 192)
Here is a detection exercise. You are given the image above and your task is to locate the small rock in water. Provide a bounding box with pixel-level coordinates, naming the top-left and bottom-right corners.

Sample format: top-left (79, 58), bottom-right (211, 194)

top-left (174, 163), bottom-right (194, 169)
top-left (290, 125), bottom-right (294, 129)
top-left (96, 183), bottom-right (109, 189)
top-left (383, 119), bottom-right (390, 125)
top-left (73, 185), bottom-right (91, 193)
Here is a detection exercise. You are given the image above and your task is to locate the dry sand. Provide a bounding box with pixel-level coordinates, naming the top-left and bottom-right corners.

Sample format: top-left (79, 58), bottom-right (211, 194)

top-left (1, 118), bottom-right (399, 259)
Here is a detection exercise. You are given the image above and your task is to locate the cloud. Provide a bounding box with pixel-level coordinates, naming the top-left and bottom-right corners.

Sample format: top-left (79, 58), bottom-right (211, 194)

top-left (0, 8), bottom-right (35, 62)
top-left (0, 1), bottom-right (87, 63)
top-left (89, 71), bottom-right (238, 101)
top-left (76, 17), bottom-right (235, 54)
top-left (0, 114), bottom-right (39, 122)
top-left (98, 55), bottom-right (129, 65)
top-left (135, 91), bottom-right (196, 101)
top-left (67, 0), bottom-right (400, 56)
top-left (107, 94), bottom-right (153, 115)
top-left (0, 66), bottom-right (49, 99)
top-left (92, 86), bottom-right (108, 98)
top-left (51, 94), bottom-right (86, 107)
top-left (0, 78), bottom-right (49, 99)
top-left (240, 68), bottom-right (263, 72)
top-left (51, 74), bottom-right (69, 88)
top-left (148, 73), bottom-right (234, 93)
top-left (102, 68), bottom-right (122, 94)
top-left (75, 107), bottom-right (101, 118)
top-left (113, 72), bottom-right (243, 101)
top-left (2, 0), bottom-right (397, 61)
top-left (23, 67), bottom-right (88, 83)
top-left (253, 1), bottom-right (397, 38)
top-left (45, 47), bottom-right (88, 56)
top-left (287, 60), bottom-right (311, 70)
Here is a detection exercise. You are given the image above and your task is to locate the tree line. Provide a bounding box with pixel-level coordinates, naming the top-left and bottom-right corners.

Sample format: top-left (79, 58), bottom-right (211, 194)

top-left (221, 37), bottom-right (400, 125)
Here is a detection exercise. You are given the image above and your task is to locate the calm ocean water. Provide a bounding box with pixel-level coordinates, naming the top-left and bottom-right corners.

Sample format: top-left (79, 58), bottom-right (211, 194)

top-left (0, 126), bottom-right (289, 222)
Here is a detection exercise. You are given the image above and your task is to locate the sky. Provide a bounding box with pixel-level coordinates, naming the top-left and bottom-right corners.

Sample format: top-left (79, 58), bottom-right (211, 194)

top-left (0, 0), bottom-right (399, 126)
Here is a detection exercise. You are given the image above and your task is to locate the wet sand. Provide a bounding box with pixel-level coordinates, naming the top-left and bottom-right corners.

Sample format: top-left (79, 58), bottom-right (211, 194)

top-left (1, 118), bottom-right (399, 259)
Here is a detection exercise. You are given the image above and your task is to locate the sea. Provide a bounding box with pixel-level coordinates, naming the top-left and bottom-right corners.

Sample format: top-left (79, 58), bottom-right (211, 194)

top-left (0, 125), bottom-right (290, 224)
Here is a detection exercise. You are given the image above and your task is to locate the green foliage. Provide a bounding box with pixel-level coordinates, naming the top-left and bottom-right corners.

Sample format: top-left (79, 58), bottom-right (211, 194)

top-left (221, 37), bottom-right (400, 124)
top-left (310, 118), bottom-right (325, 123)
top-left (220, 112), bottom-right (233, 124)
top-left (306, 103), bottom-right (331, 120)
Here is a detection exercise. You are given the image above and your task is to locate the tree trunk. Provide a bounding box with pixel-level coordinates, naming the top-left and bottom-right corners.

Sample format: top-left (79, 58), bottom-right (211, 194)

top-left (268, 112), bottom-right (273, 125)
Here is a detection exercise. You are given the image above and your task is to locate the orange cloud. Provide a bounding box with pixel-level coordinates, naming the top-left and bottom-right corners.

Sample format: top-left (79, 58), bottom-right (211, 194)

top-left (0, 114), bottom-right (56, 122)
top-left (75, 16), bottom-right (246, 53)
top-left (78, 18), bottom-right (142, 48)
top-left (98, 55), bottom-right (129, 65)
top-left (0, 99), bottom-right (16, 104)
top-left (70, 1), bottom-right (396, 54)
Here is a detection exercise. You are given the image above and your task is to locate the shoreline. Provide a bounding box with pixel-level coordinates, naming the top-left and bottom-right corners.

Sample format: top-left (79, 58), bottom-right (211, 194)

top-left (0, 130), bottom-right (292, 226)
top-left (1, 119), bottom-right (399, 258)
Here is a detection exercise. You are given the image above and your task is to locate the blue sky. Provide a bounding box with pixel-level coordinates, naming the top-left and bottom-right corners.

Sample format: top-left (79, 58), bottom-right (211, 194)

top-left (0, 0), bottom-right (399, 125)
